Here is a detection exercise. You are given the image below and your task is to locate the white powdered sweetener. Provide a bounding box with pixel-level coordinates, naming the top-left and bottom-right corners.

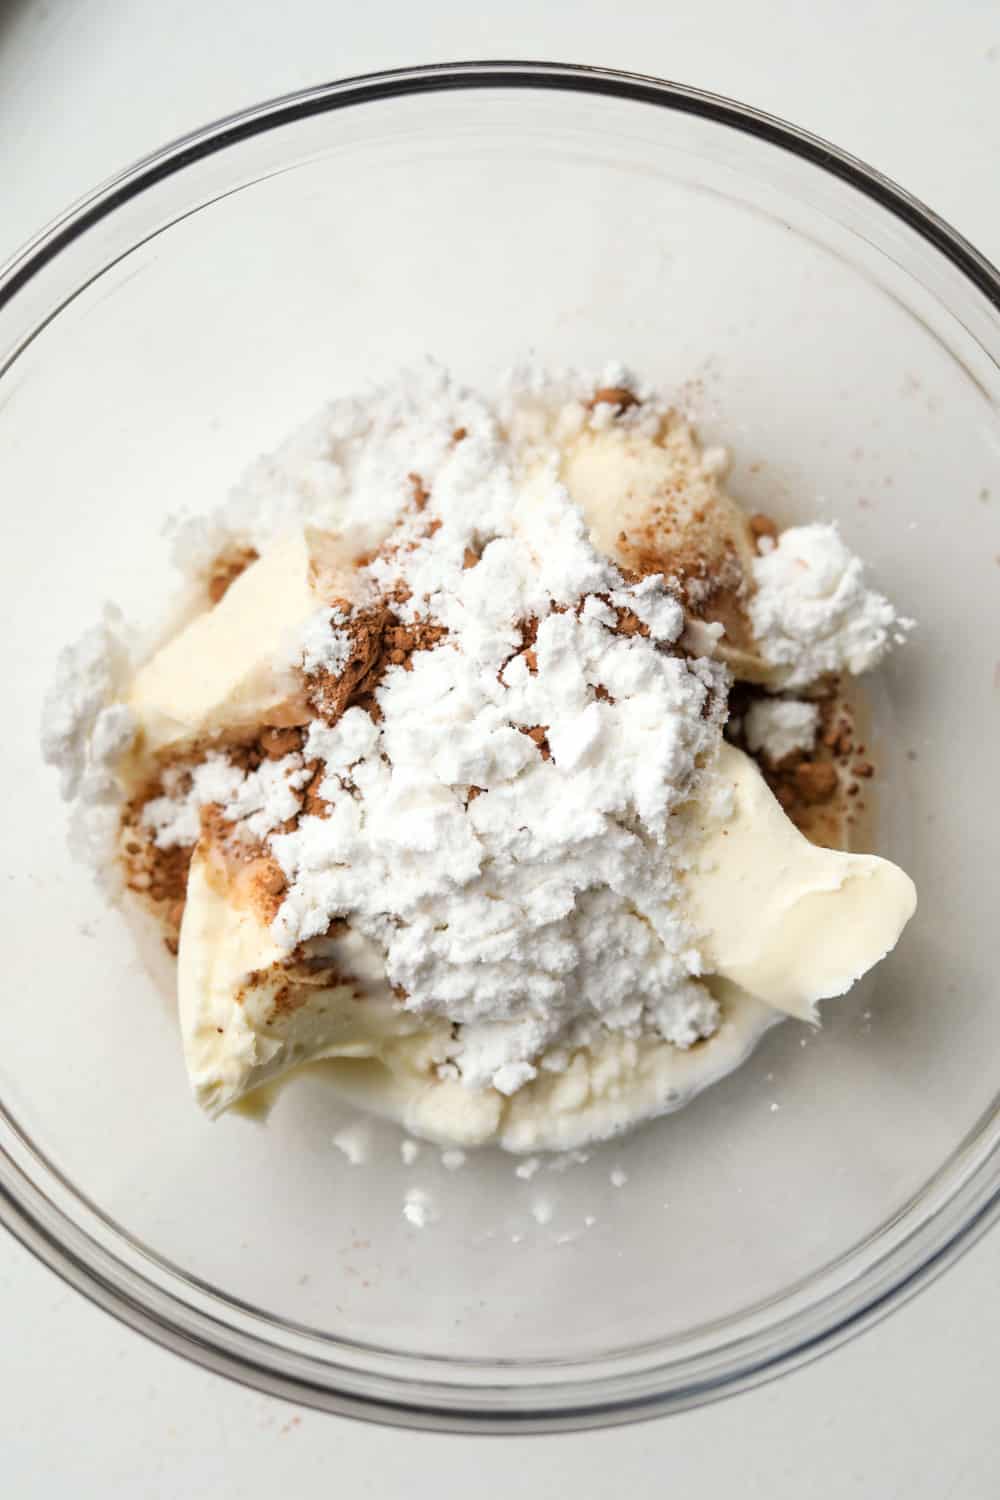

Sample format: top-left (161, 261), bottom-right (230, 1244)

top-left (40, 608), bottom-right (138, 883)
top-left (750, 523), bottom-right (911, 688)
top-left (262, 383), bottom-right (727, 1092)
top-left (744, 698), bottom-right (820, 765)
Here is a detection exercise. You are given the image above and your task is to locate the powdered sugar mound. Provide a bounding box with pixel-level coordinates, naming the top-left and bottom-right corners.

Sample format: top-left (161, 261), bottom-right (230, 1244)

top-left (41, 608), bottom-right (138, 884)
top-left (744, 698), bottom-right (820, 765)
top-left (267, 449), bottom-right (725, 1093)
top-left (750, 524), bottom-right (912, 688)
top-left (305, 708), bottom-right (380, 775)
top-left (171, 363), bottom-right (503, 571)
top-left (41, 607), bottom-right (135, 800)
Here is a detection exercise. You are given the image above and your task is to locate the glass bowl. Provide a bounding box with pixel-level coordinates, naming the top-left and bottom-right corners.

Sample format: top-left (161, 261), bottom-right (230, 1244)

top-left (1, 62), bottom-right (998, 1432)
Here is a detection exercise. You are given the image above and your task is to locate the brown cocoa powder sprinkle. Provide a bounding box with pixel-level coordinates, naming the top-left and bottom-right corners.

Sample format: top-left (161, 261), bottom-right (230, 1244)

top-left (764, 758), bottom-right (838, 824)
top-left (822, 720), bottom-right (854, 755)
top-left (149, 843), bottom-right (194, 902)
top-left (122, 818), bottom-right (193, 909)
top-left (452, 426), bottom-right (468, 442)
top-left (748, 513), bottom-right (779, 551)
top-left (256, 954), bottom-right (361, 1017)
top-left (226, 842), bottom-right (290, 926)
top-left (257, 863), bottom-right (286, 896)
top-left (306, 604), bottom-right (392, 722)
top-left (207, 547), bottom-right (259, 604)
top-left (462, 547), bottom-right (480, 570)
top-left (306, 604), bottom-right (447, 725)
top-left (494, 612), bottom-right (546, 684)
top-left (792, 761), bottom-right (839, 804)
top-left (614, 608), bottom-right (649, 637)
top-left (259, 726), bottom-right (304, 760)
top-left (121, 825), bottom-right (194, 938)
top-left (523, 725), bottom-right (551, 760)
top-left (729, 681), bottom-right (864, 847)
top-left (590, 386), bottom-right (638, 413)
top-left (227, 741), bottom-right (264, 773)
top-left (387, 619), bottom-right (448, 666)
top-left (408, 472), bottom-right (429, 510)
top-left (198, 802), bottom-right (244, 849)
top-left (269, 984), bottom-right (295, 1018)
top-left (773, 781), bottom-right (796, 813)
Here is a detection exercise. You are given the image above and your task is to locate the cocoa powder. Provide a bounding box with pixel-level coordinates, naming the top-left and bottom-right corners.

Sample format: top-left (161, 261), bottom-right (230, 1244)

top-left (727, 681), bottom-right (867, 849)
top-left (121, 804), bottom-right (194, 948)
top-left (408, 472), bottom-right (430, 510)
top-left (589, 386), bottom-right (638, 413)
top-left (748, 513), bottom-right (778, 552)
top-left (207, 546), bottom-right (259, 604)
top-left (792, 761), bottom-right (839, 804)
top-left (258, 726), bottom-right (304, 760)
top-left (306, 605), bottom-right (447, 725)
top-left (523, 724), bottom-right (551, 760)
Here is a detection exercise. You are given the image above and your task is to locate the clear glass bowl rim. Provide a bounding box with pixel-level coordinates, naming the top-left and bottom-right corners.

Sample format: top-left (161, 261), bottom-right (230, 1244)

top-left (1, 59), bottom-right (998, 1433)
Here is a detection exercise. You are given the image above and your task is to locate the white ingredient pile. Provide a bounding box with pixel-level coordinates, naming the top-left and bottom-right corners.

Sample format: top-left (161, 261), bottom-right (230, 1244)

top-left (41, 363), bottom-right (914, 1119)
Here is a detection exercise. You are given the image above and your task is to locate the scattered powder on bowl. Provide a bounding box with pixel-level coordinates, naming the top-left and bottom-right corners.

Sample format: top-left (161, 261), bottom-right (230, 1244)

top-left (403, 1187), bottom-right (439, 1228)
top-left (332, 1123), bottom-right (371, 1166)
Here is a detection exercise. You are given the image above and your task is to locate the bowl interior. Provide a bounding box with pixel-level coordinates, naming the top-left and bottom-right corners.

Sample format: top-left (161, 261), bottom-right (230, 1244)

top-left (1, 75), bottom-right (998, 1398)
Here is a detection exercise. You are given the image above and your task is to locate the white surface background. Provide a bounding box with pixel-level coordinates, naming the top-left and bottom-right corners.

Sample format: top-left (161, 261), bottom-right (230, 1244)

top-left (2, 1), bottom-right (998, 1494)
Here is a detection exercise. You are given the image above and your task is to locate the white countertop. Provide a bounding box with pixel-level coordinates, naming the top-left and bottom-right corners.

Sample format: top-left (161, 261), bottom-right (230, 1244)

top-left (3, 2), bottom-right (998, 1493)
